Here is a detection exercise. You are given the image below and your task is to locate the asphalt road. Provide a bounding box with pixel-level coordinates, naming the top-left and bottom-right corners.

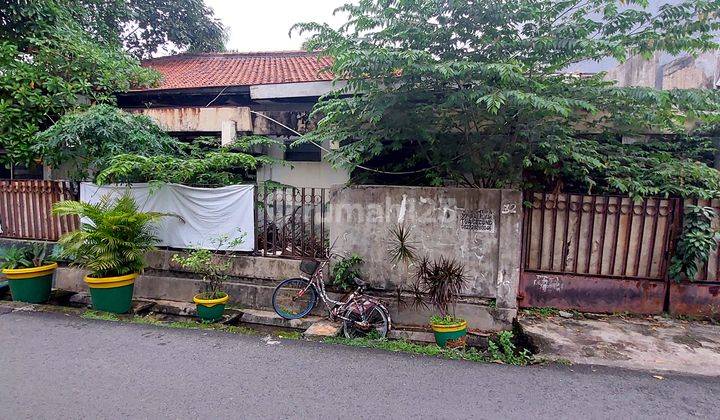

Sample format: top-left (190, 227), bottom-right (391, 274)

top-left (2, 310), bottom-right (719, 419)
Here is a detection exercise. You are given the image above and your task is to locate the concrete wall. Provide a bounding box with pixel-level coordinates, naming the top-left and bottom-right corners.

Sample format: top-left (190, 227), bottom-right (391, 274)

top-left (327, 186), bottom-right (523, 310)
top-left (257, 162), bottom-right (349, 189)
top-left (52, 248), bottom-right (514, 330)
top-left (603, 51), bottom-right (720, 89)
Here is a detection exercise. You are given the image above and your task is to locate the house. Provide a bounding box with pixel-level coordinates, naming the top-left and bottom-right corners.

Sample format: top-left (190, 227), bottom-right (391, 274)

top-left (117, 51), bottom-right (350, 188)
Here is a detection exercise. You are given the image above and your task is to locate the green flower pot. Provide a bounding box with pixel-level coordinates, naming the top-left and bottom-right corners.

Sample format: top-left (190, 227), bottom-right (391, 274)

top-left (85, 273), bottom-right (136, 314)
top-left (431, 320), bottom-right (468, 348)
top-left (193, 293), bottom-right (229, 322)
top-left (2, 263), bottom-right (57, 304)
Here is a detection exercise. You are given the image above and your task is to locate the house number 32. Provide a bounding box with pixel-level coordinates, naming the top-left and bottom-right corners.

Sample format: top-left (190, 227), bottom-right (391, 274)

top-left (501, 203), bottom-right (517, 214)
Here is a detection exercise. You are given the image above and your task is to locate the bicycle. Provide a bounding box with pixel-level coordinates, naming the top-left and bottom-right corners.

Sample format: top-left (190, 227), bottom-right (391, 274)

top-left (271, 257), bottom-right (391, 339)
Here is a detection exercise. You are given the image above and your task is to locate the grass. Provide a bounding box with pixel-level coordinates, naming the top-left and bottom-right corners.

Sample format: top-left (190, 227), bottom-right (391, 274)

top-left (81, 312), bottom-right (262, 336)
top-left (81, 310), bottom-right (533, 366)
top-left (325, 331), bottom-right (534, 366)
top-left (81, 310), bottom-right (120, 321)
top-left (523, 307), bottom-right (560, 317)
top-left (324, 336), bottom-right (489, 363)
top-left (277, 330), bottom-right (302, 340)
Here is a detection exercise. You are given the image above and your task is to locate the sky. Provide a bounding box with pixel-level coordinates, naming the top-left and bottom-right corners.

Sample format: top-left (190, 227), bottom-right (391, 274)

top-left (204, 0), bottom-right (348, 52)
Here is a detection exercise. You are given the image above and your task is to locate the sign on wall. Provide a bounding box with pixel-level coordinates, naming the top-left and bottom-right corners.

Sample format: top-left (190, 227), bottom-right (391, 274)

top-left (80, 183), bottom-right (254, 251)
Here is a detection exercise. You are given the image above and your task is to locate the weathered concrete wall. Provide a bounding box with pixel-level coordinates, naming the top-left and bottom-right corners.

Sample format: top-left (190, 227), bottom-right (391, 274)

top-left (327, 186), bottom-right (523, 310)
top-left (603, 50), bottom-right (720, 89)
top-left (132, 107), bottom-right (253, 132)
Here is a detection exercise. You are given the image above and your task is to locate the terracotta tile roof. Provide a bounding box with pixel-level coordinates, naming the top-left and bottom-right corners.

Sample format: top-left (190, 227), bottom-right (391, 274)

top-left (136, 51), bottom-right (334, 91)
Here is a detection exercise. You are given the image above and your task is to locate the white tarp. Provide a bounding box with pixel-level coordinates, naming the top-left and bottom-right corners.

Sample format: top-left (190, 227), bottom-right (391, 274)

top-left (80, 183), bottom-right (254, 251)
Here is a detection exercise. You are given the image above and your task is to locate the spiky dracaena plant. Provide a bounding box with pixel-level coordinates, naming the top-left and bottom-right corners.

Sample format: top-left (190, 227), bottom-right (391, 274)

top-left (52, 194), bottom-right (168, 277)
top-left (413, 256), bottom-right (468, 320)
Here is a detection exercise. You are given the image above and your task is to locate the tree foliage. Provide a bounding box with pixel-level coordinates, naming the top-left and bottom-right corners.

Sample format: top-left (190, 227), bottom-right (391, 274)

top-left (0, 0), bottom-right (226, 169)
top-left (34, 104), bottom-right (181, 180)
top-left (66, 0), bottom-right (226, 59)
top-left (95, 135), bottom-right (282, 186)
top-left (669, 205), bottom-right (719, 281)
top-left (294, 0), bottom-right (720, 198)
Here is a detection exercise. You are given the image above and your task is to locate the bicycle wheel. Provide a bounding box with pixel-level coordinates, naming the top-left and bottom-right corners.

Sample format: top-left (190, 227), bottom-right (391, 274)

top-left (272, 278), bottom-right (317, 320)
top-left (343, 303), bottom-right (389, 339)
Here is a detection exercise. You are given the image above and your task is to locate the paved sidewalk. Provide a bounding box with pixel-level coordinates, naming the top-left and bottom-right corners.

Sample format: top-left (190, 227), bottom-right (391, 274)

top-left (521, 312), bottom-right (720, 377)
top-left (3, 310), bottom-right (720, 419)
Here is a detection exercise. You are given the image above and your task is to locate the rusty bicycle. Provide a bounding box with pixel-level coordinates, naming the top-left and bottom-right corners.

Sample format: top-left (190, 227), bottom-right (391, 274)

top-left (271, 257), bottom-right (391, 338)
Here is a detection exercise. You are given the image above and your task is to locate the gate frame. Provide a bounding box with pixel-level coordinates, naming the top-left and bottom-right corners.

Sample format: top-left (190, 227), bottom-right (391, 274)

top-left (518, 191), bottom-right (682, 314)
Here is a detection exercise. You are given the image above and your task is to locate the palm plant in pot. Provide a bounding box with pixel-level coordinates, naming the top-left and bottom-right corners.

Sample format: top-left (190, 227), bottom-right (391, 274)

top-left (0, 243), bottom-right (59, 303)
top-left (53, 194), bottom-right (167, 314)
top-left (411, 256), bottom-right (469, 348)
top-left (172, 232), bottom-right (245, 322)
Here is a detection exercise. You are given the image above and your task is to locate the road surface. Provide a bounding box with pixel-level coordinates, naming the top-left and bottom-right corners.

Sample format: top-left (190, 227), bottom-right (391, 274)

top-left (2, 310), bottom-right (718, 419)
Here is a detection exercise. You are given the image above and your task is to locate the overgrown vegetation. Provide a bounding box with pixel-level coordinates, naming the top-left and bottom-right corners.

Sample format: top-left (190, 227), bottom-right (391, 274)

top-left (326, 330), bottom-right (533, 365)
top-left (85, 312), bottom-right (259, 335)
top-left (294, 0), bottom-right (720, 198)
top-left (95, 135), bottom-right (281, 186)
top-left (81, 310), bottom-right (120, 322)
top-left (1, 0), bottom-right (224, 170)
top-left (669, 205), bottom-right (719, 281)
top-left (488, 331), bottom-right (533, 366)
top-left (34, 105), bottom-right (181, 180)
top-left (53, 194), bottom-right (169, 277)
top-left (523, 307), bottom-right (561, 318)
top-left (331, 254), bottom-right (364, 291)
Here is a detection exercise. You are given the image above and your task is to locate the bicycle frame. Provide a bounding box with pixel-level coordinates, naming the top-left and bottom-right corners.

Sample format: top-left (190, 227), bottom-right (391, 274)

top-left (297, 259), bottom-right (390, 328)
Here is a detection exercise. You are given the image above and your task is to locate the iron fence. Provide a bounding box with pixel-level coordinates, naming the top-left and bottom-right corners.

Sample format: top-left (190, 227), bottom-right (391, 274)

top-left (523, 192), bottom-right (681, 280)
top-left (255, 186), bottom-right (328, 258)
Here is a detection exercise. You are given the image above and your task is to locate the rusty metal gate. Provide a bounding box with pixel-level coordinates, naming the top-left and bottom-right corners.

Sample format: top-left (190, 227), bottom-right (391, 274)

top-left (519, 192), bottom-right (681, 314)
top-left (255, 186), bottom-right (328, 259)
top-left (668, 198), bottom-right (720, 317)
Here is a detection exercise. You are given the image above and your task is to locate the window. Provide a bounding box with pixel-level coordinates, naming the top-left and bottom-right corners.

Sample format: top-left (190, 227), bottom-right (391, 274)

top-left (284, 140), bottom-right (321, 162)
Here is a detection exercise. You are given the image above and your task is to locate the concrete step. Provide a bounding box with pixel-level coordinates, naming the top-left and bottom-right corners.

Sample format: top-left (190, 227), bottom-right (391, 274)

top-left (303, 320), bottom-right (342, 338)
top-left (239, 308), bottom-right (322, 330)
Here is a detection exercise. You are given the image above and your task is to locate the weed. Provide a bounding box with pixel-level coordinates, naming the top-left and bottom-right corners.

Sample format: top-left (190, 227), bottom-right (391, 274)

top-left (524, 307), bottom-right (559, 317)
top-left (325, 336), bottom-right (489, 363)
top-left (488, 331), bottom-right (533, 366)
top-left (167, 320), bottom-right (210, 330)
top-left (224, 325), bottom-right (258, 335)
top-left (130, 315), bottom-right (259, 335)
top-left (81, 310), bottom-right (119, 321)
top-left (130, 316), bottom-right (163, 326)
top-left (554, 358), bottom-right (573, 366)
top-left (277, 330), bottom-right (302, 340)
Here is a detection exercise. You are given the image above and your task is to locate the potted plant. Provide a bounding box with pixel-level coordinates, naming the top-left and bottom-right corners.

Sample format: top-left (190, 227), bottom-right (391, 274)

top-left (412, 256), bottom-right (469, 348)
top-left (172, 232), bottom-right (244, 322)
top-left (0, 243), bottom-right (58, 303)
top-left (53, 194), bottom-right (168, 314)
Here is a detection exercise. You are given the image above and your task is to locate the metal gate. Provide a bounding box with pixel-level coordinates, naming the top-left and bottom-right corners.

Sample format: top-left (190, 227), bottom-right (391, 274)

top-left (255, 186), bottom-right (328, 259)
top-left (518, 192), bottom-right (681, 314)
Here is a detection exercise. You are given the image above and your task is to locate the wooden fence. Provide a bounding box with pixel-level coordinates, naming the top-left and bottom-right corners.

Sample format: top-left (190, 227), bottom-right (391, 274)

top-left (0, 180), bottom-right (79, 241)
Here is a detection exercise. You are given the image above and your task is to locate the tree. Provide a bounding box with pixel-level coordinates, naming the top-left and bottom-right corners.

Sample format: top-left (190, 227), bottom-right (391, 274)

top-left (33, 105), bottom-right (182, 180)
top-left (66, 0), bottom-right (226, 59)
top-left (1, 0), bottom-right (226, 59)
top-left (0, 0), bottom-right (226, 171)
top-left (294, 0), bottom-right (720, 198)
